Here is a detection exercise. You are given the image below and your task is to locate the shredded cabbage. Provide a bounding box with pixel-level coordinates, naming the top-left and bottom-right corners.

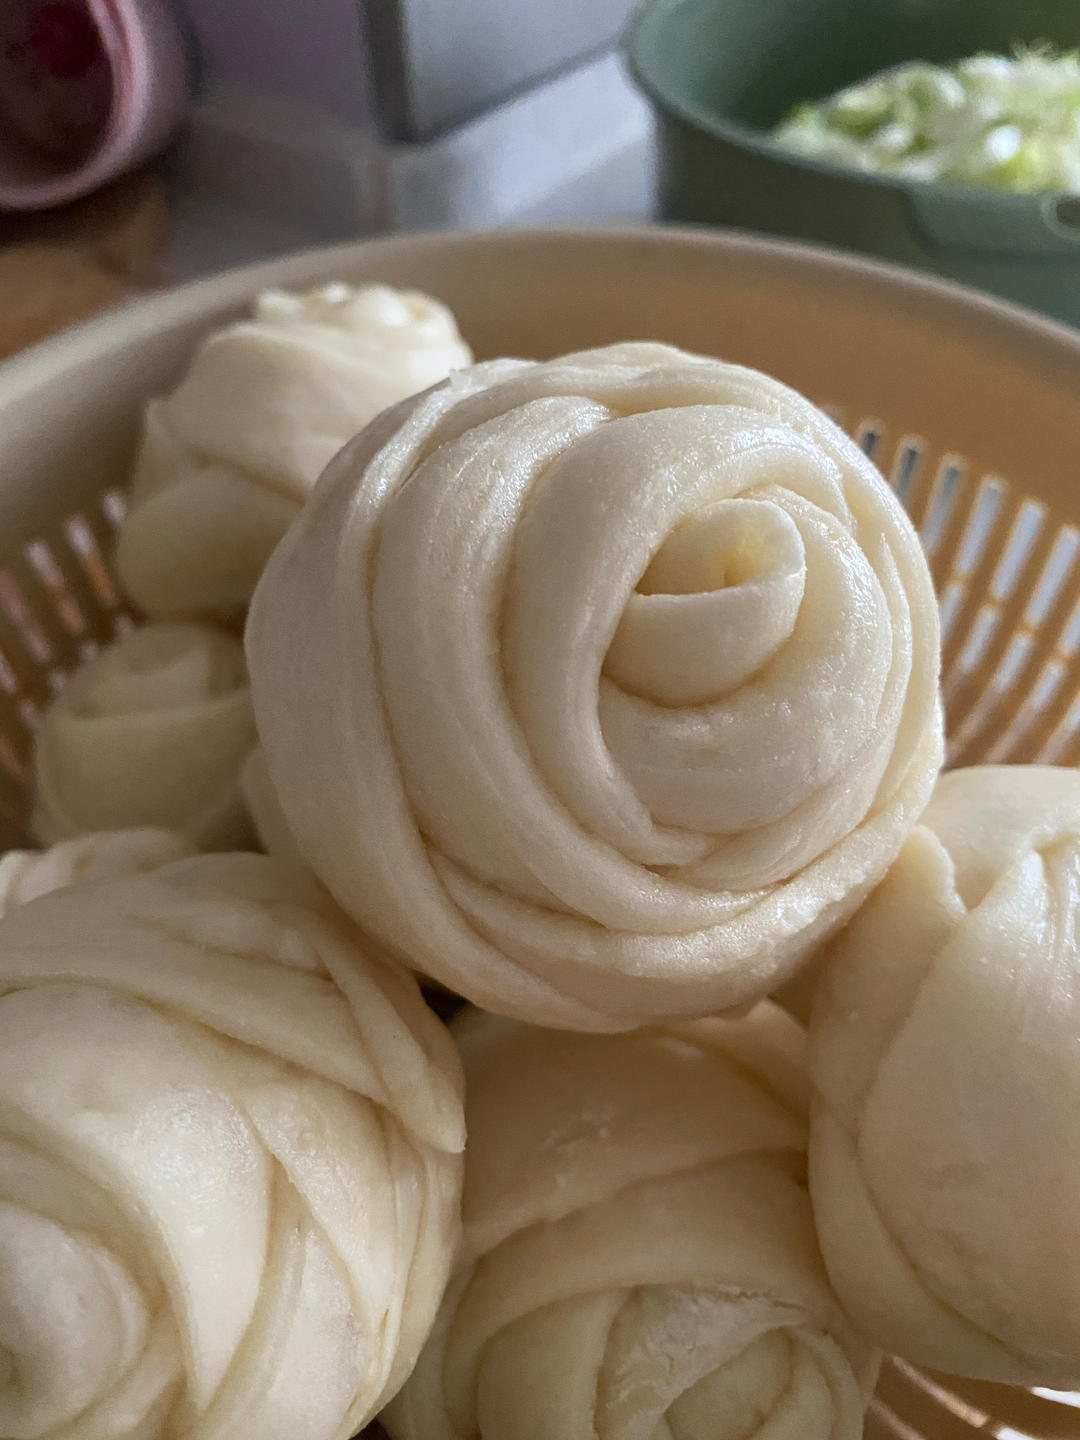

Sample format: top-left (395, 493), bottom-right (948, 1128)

top-left (774, 47), bottom-right (1080, 192)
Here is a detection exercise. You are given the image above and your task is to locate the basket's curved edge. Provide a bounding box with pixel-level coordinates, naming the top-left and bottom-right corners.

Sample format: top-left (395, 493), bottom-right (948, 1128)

top-left (3, 223), bottom-right (1080, 390)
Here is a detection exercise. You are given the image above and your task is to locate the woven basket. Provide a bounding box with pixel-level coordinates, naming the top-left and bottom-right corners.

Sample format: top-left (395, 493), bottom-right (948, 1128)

top-left (0, 227), bottom-right (1078, 1439)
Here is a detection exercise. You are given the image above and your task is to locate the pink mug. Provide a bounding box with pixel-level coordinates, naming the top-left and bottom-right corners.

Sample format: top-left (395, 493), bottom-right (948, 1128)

top-left (0, 0), bottom-right (188, 211)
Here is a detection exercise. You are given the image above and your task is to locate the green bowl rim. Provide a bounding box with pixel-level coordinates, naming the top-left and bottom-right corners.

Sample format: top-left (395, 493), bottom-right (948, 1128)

top-left (624, 0), bottom-right (1080, 211)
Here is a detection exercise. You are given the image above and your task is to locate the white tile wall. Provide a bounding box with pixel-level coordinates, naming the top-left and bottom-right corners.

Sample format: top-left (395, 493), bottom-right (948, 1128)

top-left (369, 0), bottom-right (638, 137)
top-left (165, 49), bottom-right (654, 280)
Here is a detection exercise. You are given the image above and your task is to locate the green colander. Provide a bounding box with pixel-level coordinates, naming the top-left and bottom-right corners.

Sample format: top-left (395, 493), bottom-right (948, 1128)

top-left (627, 0), bottom-right (1080, 327)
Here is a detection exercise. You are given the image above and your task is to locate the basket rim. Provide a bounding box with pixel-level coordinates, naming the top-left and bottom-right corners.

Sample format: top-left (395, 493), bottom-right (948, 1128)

top-left (3, 225), bottom-right (1080, 393)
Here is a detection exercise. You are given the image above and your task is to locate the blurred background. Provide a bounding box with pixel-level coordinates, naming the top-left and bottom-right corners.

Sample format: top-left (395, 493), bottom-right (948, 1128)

top-left (147, 0), bottom-right (655, 268)
top-left (2, 0), bottom-right (1080, 357)
top-left (0, 0), bottom-right (651, 348)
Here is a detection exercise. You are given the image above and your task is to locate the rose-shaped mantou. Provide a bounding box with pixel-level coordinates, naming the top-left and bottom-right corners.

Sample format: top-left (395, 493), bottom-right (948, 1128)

top-left (0, 827), bottom-right (196, 914)
top-left (32, 622), bottom-right (256, 850)
top-left (810, 765), bottom-right (1080, 1386)
top-left (116, 283), bottom-right (473, 620)
top-left (384, 1005), bottom-right (877, 1440)
top-left (0, 852), bottom-right (465, 1440)
top-left (249, 342), bottom-right (942, 1029)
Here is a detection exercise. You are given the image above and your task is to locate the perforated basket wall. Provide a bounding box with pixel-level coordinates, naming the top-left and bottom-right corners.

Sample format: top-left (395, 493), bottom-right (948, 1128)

top-left (0, 227), bottom-right (1078, 1440)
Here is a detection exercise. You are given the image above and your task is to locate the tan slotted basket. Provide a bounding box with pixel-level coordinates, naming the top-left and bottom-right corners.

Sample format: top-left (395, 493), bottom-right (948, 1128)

top-left (0, 227), bottom-right (1078, 1439)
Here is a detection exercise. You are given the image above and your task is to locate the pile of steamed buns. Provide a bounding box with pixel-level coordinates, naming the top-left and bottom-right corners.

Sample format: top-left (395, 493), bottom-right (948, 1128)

top-left (4, 280), bottom-right (1077, 1440)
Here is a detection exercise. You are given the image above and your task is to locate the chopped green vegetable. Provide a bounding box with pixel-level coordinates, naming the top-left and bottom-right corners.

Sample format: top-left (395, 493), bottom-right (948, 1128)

top-left (774, 46), bottom-right (1080, 193)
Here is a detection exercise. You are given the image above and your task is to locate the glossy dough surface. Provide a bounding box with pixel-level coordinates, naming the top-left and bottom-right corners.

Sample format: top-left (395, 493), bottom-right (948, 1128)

top-left (31, 622), bottom-right (256, 849)
top-left (249, 342), bottom-right (943, 1028)
top-left (385, 1005), bottom-right (877, 1440)
top-left (0, 853), bottom-right (465, 1439)
top-left (810, 765), bottom-right (1080, 1386)
top-left (116, 283), bottom-right (473, 619)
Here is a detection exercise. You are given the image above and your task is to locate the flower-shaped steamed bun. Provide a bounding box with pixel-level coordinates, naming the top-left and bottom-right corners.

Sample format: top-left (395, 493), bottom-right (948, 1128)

top-left (249, 342), bottom-right (942, 1029)
top-left (0, 852), bottom-right (464, 1439)
top-left (116, 283), bottom-right (473, 619)
top-left (0, 827), bottom-right (196, 915)
top-left (810, 765), bottom-right (1080, 1386)
top-left (384, 1005), bottom-right (877, 1440)
top-left (32, 622), bottom-right (255, 849)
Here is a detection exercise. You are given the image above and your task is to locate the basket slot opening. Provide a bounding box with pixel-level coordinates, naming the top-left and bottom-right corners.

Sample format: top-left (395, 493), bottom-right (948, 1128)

top-left (0, 682), bottom-right (35, 769)
top-left (944, 1376), bottom-right (1080, 1437)
top-left (0, 732), bottom-right (26, 785)
top-left (991, 502), bottom-right (1046, 602)
top-left (1060, 600), bottom-right (1080, 659)
top-left (856, 419), bottom-right (883, 461)
top-left (994, 633), bottom-right (1033, 695)
top-left (1031, 1388), bottom-right (1080, 1408)
top-left (1030, 658), bottom-right (1064, 713)
top-left (953, 479), bottom-right (1005, 579)
top-left (24, 539), bottom-right (88, 639)
top-left (920, 459), bottom-right (966, 557)
top-left (1021, 672), bottom-right (1080, 766)
top-left (1044, 693), bottom-right (1080, 765)
top-left (940, 582), bottom-right (964, 644)
top-left (955, 604), bottom-right (999, 675)
top-left (101, 488), bottom-right (128, 529)
top-left (65, 513), bottom-right (121, 611)
top-left (946, 495), bottom-right (1074, 753)
top-left (0, 572), bottom-right (53, 665)
top-left (940, 481), bottom-right (1019, 690)
top-left (876, 1362), bottom-right (991, 1437)
top-left (986, 660), bottom-right (1066, 765)
top-left (1026, 527), bottom-right (1080, 631)
top-left (890, 438), bottom-right (923, 508)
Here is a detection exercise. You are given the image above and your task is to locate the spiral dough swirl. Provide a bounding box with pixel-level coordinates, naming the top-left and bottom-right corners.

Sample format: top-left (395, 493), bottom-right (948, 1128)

top-left (0, 853), bottom-right (464, 1439)
top-left (384, 1005), bottom-right (877, 1440)
top-left (32, 622), bottom-right (255, 851)
top-left (810, 765), bottom-right (1080, 1387)
top-left (249, 343), bottom-right (942, 1029)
